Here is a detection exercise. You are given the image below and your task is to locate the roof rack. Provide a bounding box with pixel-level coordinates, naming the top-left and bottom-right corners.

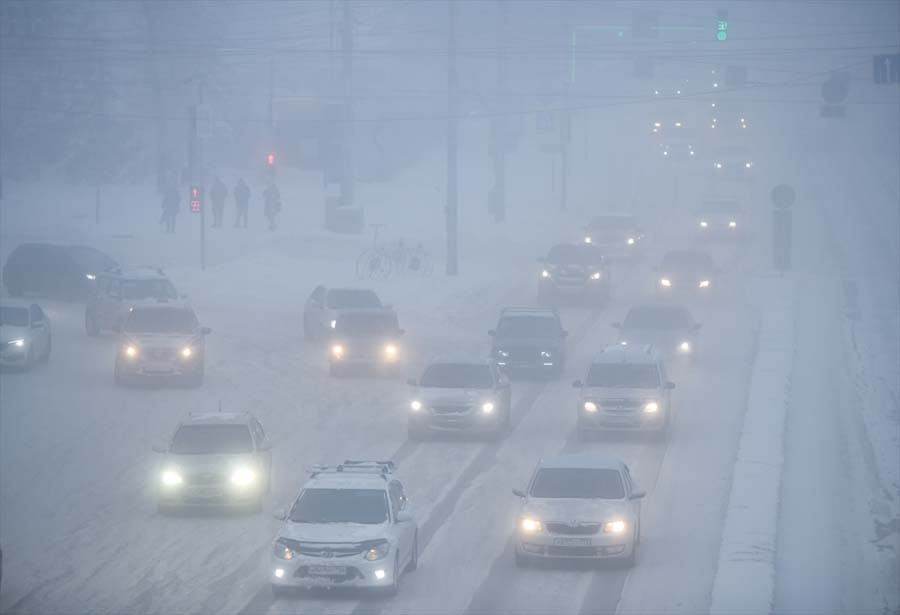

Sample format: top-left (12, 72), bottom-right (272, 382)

top-left (308, 460), bottom-right (396, 479)
top-left (500, 306), bottom-right (558, 315)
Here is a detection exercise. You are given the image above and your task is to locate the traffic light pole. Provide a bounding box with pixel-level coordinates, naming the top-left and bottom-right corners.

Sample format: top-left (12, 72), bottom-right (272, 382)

top-left (445, 0), bottom-right (459, 276)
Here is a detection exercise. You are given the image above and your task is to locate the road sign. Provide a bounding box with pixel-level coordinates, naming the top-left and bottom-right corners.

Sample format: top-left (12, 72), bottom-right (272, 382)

top-left (873, 53), bottom-right (900, 84)
top-left (190, 185), bottom-right (202, 213)
top-left (771, 184), bottom-right (795, 209)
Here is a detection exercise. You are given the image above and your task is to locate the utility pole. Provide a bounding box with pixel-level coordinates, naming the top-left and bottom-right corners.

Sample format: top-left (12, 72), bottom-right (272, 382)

top-left (490, 0), bottom-right (507, 223)
top-left (560, 11), bottom-right (573, 213)
top-left (340, 0), bottom-right (355, 209)
top-left (188, 79), bottom-right (206, 271)
top-left (445, 0), bottom-right (459, 276)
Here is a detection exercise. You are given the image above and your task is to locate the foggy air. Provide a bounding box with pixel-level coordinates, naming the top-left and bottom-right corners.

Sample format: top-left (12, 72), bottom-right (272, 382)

top-left (0, 1), bottom-right (898, 614)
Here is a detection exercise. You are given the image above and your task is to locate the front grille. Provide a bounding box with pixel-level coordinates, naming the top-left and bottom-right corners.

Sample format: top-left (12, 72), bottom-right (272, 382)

top-left (546, 523), bottom-right (601, 536)
top-left (295, 566), bottom-right (364, 582)
top-left (599, 398), bottom-right (642, 413)
top-left (505, 348), bottom-right (538, 362)
top-left (547, 545), bottom-right (600, 557)
top-left (147, 347), bottom-right (175, 360)
top-left (297, 544), bottom-right (366, 558)
top-left (431, 404), bottom-right (471, 415)
top-left (188, 472), bottom-right (223, 485)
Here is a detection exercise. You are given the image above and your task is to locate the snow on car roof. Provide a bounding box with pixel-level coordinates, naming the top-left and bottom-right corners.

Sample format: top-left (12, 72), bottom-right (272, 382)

top-left (539, 453), bottom-right (624, 471)
top-left (305, 473), bottom-right (390, 491)
top-left (591, 344), bottom-right (657, 364)
top-left (181, 412), bottom-right (253, 426)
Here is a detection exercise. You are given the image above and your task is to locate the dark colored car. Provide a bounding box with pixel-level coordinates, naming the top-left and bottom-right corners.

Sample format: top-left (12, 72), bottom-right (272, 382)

top-left (654, 250), bottom-right (718, 298)
top-left (489, 307), bottom-right (567, 377)
top-left (613, 304), bottom-right (701, 361)
top-left (2, 243), bottom-right (118, 300)
top-left (328, 308), bottom-right (405, 376)
top-left (537, 243), bottom-right (611, 307)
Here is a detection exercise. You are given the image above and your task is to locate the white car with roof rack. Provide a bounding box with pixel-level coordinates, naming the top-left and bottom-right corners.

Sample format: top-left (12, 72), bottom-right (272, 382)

top-left (152, 412), bottom-right (272, 512)
top-left (513, 453), bottom-right (645, 567)
top-left (270, 460), bottom-right (417, 597)
top-left (85, 265), bottom-right (181, 336)
top-left (0, 299), bottom-right (51, 368)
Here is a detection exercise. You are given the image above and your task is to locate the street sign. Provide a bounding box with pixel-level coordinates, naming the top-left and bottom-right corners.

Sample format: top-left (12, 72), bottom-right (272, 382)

top-left (190, 185), bottom-right (202, 213)
top-left (771, 184), bottom-right (795, 209)
top-left (873, 53), bottom-right (900, 84)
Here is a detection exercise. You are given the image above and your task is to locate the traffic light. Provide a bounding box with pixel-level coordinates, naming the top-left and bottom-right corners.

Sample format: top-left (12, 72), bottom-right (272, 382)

top-left (874, 53), bottom-right (900, 84)
top-left (266, 152), bottom-right (276, 167)
top-left (190, 185), bottom-right (202, 213)
top-left (716, 10), bottom-right (728, 42)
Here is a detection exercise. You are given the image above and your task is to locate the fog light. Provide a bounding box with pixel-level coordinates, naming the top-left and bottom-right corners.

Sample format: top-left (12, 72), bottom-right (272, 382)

top-left (374, 569), bottom-right (386, 580)
top-left (274, 568), bottom-right (285, 579)
top-left (482, 402), bottom-right (495, 414)
top-left (583, 401), bottom-right (598, 413)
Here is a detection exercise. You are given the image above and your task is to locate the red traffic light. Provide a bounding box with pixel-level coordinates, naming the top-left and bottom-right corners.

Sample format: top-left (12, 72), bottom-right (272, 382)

top-left (190, 185), bottom-right (202, 213)
top-left (266, 152), bottom-right (276, 166)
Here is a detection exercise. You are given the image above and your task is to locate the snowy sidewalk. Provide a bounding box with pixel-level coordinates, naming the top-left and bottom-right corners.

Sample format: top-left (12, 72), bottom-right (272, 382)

top-left (709, 277), bottom-right (795, 615)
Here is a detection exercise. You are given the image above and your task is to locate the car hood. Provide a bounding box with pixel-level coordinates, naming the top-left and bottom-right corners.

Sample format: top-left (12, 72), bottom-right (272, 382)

top-left (418, 387), bottom-right (491, 404)
top-left (659, 270), bottom-right (714, 283)
top-left (581, 386), bottom-right (660, 399)
top-left (123, 332), bottom-right (197, 346)
top-left (522, 497), bottom-right (630, 523)
top-left (620, 329), bottom-right (692, 344)
top-left (163, 453), bottom-right (258, 473)
top-left (494, 337), bottom-right (560, 349)
top-left (278, 521), bottom-right (390, 544)
top-left (0, 325), bottom-right (31, 344)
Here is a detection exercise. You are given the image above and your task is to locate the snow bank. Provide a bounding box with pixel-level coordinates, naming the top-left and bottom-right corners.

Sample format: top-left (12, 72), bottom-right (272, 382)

top-left (709, 277), bottom-right (795, 615)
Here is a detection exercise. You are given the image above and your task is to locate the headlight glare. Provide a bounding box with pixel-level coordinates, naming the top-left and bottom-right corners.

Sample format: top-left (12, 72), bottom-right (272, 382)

top-left (590, 271), bottom-right (601, 280)
top-left (584, 236), bottom-right (592, 244)
top-left (643, 401), bottom-right (659, 413)
top-left (541, 269), bottom-right (550, 279)
top-left (481, 402), bottom-right (495, 414)
top-left (181, 346), bottom-right (193, 358)
top-left (583, 401), bottom-right (598, 413)
top-left (679, 341), bottom-right (691, 353)
top-left (274, 541), bottom-right (294, 561)
top-left (384, 344), bottom-right (398, 358)
top-left (519, 518), bottom-right (542, 533)
top-left (161, 469), bottom-right (183, 487)
top-left (659, 278), bottom-right (672, 287)
top-left (331, 344), bottom-right (344, 358)
top-left (699, 220), bottom-right (708, 228)
top-left (124, 344), bottom-right (138, 358)
top-left (603, 520), bottom-right (627, 534)
top-left (627, 237), bottom-right (636, 246)
top-left (230, 467), bottom-right (256, 487)
top-left (364, 541), bottom-right (390, 561)
top-left (699, 279), bottom-right (710, 288)
top-left (410, 400), bottom-right (423, 412)
top-left (729, 220), bottom-right (737, 228)
top-left (8, 339), bottom-right (25, 348)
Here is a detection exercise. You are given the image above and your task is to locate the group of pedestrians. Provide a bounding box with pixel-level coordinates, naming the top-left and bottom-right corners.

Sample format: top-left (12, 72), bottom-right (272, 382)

top-left (159, 176), bottom-right (281, 233)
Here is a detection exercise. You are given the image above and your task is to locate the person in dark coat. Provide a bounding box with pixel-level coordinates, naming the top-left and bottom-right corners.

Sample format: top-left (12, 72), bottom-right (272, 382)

top-left (161, 183), bottom-right (180, 233)
top-left (233, 178), bottom-right (251, 228)
top-left (210, 176), bottom-right (227, 228)
top-left (263, 181), bottom-right (281, 231)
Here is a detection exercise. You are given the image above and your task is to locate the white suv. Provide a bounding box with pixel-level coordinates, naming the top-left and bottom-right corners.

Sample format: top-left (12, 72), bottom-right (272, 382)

top-left (270, 461), bottom-right (418, 597)
top-left (572, 345), bottom-right (675, 440)
top-left (513, 453), bottom-right (645, 567)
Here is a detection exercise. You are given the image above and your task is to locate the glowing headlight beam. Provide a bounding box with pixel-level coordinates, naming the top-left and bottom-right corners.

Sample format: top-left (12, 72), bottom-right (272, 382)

top-left (659, 278), bottom-right (672, 288)
top-left (604, 520), bottom-right (626, 534)
top-left (643, 401), bottom-right (659, 413)
top-left (583, 401), bottom-right (598, 413)
top-left (519, 518), bottom-right (542, 533)
top-left (481, 402), bottom-right (495, 414)
top-left (410, 400), bottom-right (423, 411)
top-left (699, 280), bottom-right (710, 288)
top-left (161, 469), bottom-right (183, 487)
top-left (590, 272), bottom-right (601, 280)
top-left (230, 467), bottom-right (256, 487)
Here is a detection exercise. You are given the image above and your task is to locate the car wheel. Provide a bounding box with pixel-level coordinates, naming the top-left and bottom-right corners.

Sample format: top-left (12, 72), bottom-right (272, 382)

top-left (514, 548), bottom-right (532, 568)
top-left (85, 313), bottom-right (100, 336)
top-left (406, 532), bottom-right (418, 572)
top-left (384, 554), bottom-right (401, 597)
top-left (41, 336), bottom-right (51, 362)
top-left (271, 584), bottom-right (292, 598)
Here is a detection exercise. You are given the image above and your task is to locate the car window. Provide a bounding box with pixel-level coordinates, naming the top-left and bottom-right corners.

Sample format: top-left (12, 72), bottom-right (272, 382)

top-left (289, 488), bottom-right (389, 524)
top-left (170, 424), bottom-right (254, 454)
top-left (69, 246), bottom-right (116, 273)
top-left (334, 312), bottom-right (398, 336)
top-left (420, 363), bottom-right (494, 388)
top-left (530, 468), bottom-right (625, 499)
top-left (29, 304), bottom-right (42, 322)
top-left (124, 307), bottom-right (198, 334)
top-left (121, 279), bottom-right (178, 301)
top-left (326, 289), bottom-right (382, 309)
top-left (310, 286), bottom-right (326, 306)
top-left (546, 245), bottom-right (604, 266)
top-left (0, 306), bottom-right (29, 327)
top-left (586, 363), bottom-right (660, 388)
top-left (624, 307), bottom-right (691, 330)
top-left (388, 481), bottom-right (404, 514)
top-left (496, 315), bottom-right (559, 338)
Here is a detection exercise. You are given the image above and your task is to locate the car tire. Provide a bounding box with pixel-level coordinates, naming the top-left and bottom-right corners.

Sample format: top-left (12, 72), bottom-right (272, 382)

top-left (85, 313), bottom-right (100, 337)
top-left (406, 532), bottom-right (418, 572)
top-left (41, 337), bottom-right (51, 362)
top-left (271, 584), bottom-right (291, 598)
top-left (514, 549), bottom-right (532, 568)
top-left (384, 554), bottom-right (401, 597)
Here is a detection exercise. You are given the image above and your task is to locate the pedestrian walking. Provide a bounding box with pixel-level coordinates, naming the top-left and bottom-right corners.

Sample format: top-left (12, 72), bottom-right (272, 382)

top-left (233, 178), bottom-right (251, 228)
top-left (263, 181), bottom-right (281, 231)
top-left (210, 176), bottom-right (227, 228)
top-left (161, 183), bottom-right (180, 233)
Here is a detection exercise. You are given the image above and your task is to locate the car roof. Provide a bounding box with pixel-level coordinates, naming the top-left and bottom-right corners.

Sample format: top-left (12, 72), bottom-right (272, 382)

top-left (427, 357), bottom-right (493, 367)
top-left (538, 453), bottom-right (624, 472)
top-left (130, 300), bottom-right (194, 311)
top-left (499, 307), bottom-right (559, 319)
top-left (591, 344), bottom-right (659, 364)
top-left (0, 298), bottom-right (36, 310)
top-left (178, 412), bottom-right (254, 427)
top-left (102, 266), bottom-right (169, 280)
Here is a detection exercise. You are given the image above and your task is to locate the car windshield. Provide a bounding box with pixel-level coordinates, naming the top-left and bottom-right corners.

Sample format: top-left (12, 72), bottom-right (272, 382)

top-left (586, 363), bottom-right (660, 388)
top-left (69, 246), bottom-right (117, 273)
top-left (124, 308), bottom-right (196, 334)
top-left (624, 307), bottom-right (691, 330)
top-left (546, 245), bottom-right (603, 266)
top-left (700, 202), bottom-right (741, 215)
top-left (0, 306), bottom-right (29, 327)
top-left (497, 315), bottom-right (558, 338)
top-left (121, 279), bottom-right (178, 301)
top-left (421, 363), bottom-right (493, 388)
top-left (530, 468), bottom-right (625, 499)
top-left (335, 313), bottom-right (398, 336)
top-left (661, 252), bottom-right (714, 271)
top-left (326, 289), bottom-right (382, 309)
top-left (587, 216), bottom-right (634, 230)
top-left (170, 424), bottom-right (253, 455)
top-left (290, 488), bottom-right (389, 524)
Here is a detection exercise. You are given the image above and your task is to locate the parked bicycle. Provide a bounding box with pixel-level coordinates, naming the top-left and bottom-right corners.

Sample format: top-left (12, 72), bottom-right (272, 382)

top-left (355, 226), bottom-right (434, 280)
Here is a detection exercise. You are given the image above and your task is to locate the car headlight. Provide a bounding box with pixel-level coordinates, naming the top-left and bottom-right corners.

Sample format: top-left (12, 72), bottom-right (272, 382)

top-left (603, 520), bottom-right (627, 534)
top-left (540, 269), bottom-right (550, 279)
top-left (481, 402), bottom-right (495, 414)
top-left (583, 401), bottom-right (598, 413)
top-left (643, 401), bottom-right (659, 413)
top-left (519, 518), bottom-right (543, 533)
top-left (85, 273), bottom-right (96, 281)
top-left (715, 162), bottom-right (723, 169)
top-left (626, 237), bottom-right (636, 246)
top-left (497, 350), bottom-right (509, 358)
top-left (745, 161), bottom-right (752, 169)
top-left (331, 344), bottom-right (344, 358)
top-left (699, 220), bottom-right (708, 228)
top-left (689, 149), bottom-right (695, 156)
top-left (181, 346), bottom-right (193, 358)
top-left (384, 344), bottom-right (398, 359)
top-left (364, 540), bottom-right (391, 561)
top-left (729, 220), bottom-right (737, 228)
top-left (160, 469), bottom-right (183, 487)
top-left (663, 150), bottom-right (669, 156)
top-left (679, 341), bottom-right (691, 353)
top-left (273, 540), bottom-right (294, 561)
top-left (7, 339), bottom-right (25, 348)
top-left (584, 236), bottom-right (592, 244)
top-left (410, 400), bottom-right (423, 412)
top-left (230, 467), bottom-right (256, 487)
top-left (659, 278), bottom-right (672, 287)
top-left (330, 319), bottom-right (337, 329)
top-left (590, 271), bottom-right (601, 280)
top-left (540, 350), bottom-right (553, 358)
top-left (124, 344), bottom-right (138, 358)
top-left (699, 279), bottom-right (710, 288)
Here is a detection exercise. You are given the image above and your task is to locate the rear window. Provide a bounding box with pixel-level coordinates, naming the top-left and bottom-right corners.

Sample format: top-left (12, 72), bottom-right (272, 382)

top-left (546, 245), bottom-right (603, 266)
top-left (335, 312), bottom-right (398, 336)
top-left (170, 424), bottom-right (253, 455)
top-left (530, 468), bottom-right (625, 499)
top-left (124, 307), bottom-right (197, 334)
top-left (0, 306), bottom-right (29, 327)
top-left (121, 279), bottom-right (178, 301)
top-left (587, 216), bottom-right (635, 230)
top-left (497, 315), bottom-right (559, 338)
top-left (586, 363), bottom-right (660, 388)
top-left (421, 363), bottom-right (493, 388)
top-left (624, 307), bottom-right (691, 330)
top-left (327, 289), bottom-right (382, 309)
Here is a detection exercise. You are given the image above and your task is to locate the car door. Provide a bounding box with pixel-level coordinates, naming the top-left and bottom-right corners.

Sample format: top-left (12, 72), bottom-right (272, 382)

top-left (622, 465), bottom-right (641, 527)
top-left (305, 286), bottom-right (326, 333)
top-left (388, 480), bottom-right (414, 564)
top-left (29, 304), bottom-right (49, 354)
top-left (250, 419), bottom-right (272, 478)
top-left (103, 278), bottom-right (123, 330)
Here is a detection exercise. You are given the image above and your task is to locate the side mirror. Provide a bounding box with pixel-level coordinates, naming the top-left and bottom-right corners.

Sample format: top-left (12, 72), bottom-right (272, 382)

top-left (665, 382), bottom-right (676, 390)
top-left (488, 330), bottom-right (496, 337)
top-left (406, 378), bottom-right (417, 386)
top-left (611, 322), bottom-right (621, 329)
top-left (397, 329), bottom-right (406, 336)
top-left (151, 443), bottom-right (167, 453)
top-left (273, 508), bottom-right (287, 521)
top-left (395, 511), bottom-right (413, 524)
top-left (693, 323), bottom-right (702, 330)
top-left (512, 488), bottom-right (526, 498)
top-left (629, 490), bottom-right (646, 500)
top-left (201, 326), bottom-right (212, 335)
top-left (258, 441), bottom-right (273, 452)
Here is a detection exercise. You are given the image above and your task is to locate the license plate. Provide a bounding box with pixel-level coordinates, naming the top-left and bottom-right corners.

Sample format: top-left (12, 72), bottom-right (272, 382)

top-left (308, 565), bottom-right (346, 577)
top-left (552, 537), bottom-right (591, 547)
top-left (190, 487), bottom-right (222, 498)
